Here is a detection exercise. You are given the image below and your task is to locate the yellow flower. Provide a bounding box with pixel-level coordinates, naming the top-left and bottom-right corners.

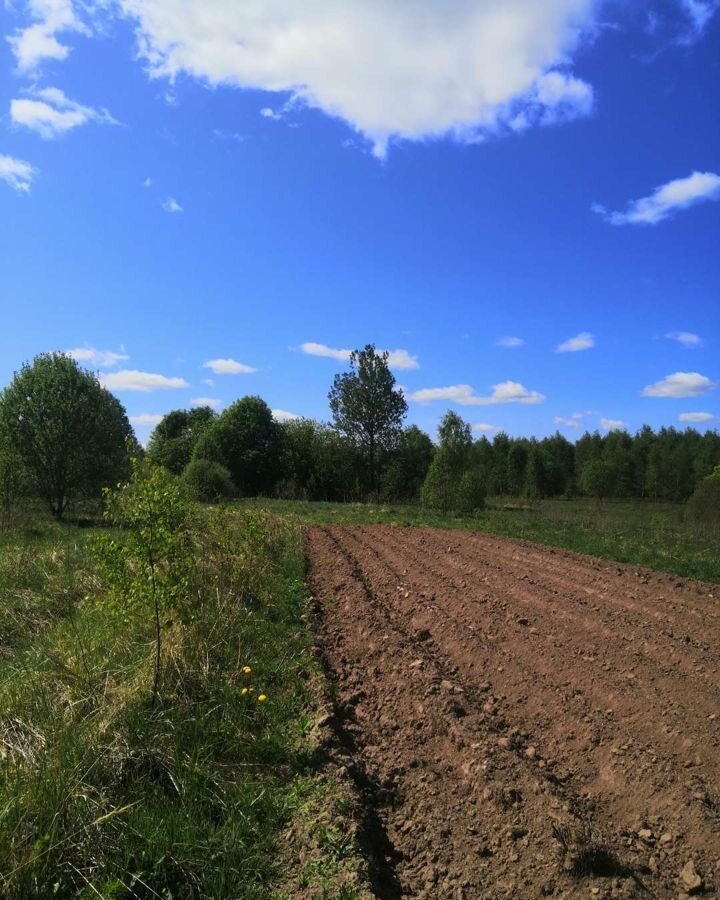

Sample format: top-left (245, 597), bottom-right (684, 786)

top-left (241, 687), bottom-right (248, 696)
top-left (242, 666), bottom-right (252, 675)
top-left (258, 694), bottom-right (267, 703)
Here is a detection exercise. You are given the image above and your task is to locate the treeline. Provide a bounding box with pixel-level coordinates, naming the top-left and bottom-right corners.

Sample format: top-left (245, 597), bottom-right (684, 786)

top-left (1, 349), bottom-right (719, 520)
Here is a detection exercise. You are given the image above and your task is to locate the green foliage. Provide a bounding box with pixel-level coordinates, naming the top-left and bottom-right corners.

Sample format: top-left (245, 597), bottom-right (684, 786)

top-left (0, 431), bottom-right (29, 522)
top-left (97, 462), bottom-right (193, 702)
top-left (381, 425), bottom-right (434, 501)
top-left (0, 353), bottom-right (135, 519)
top-left (421, 449), bottom-right (455, 513)
top-left (579, 458), bottom-right (616, 499)
top-left (456, 468), bottom-right (486, 513)
top-left (182, 457), bottom-right (235, 501)
top-left (194, 396), bottom-right (280, 496)
top-left (147, 405), bottom-right (217, 474)
top-left (687, 466), bottom-right (720, 528)
top-left (422, 411), bottom-right (485, 513)
top-left (329, 344), bottom-right (408, 493)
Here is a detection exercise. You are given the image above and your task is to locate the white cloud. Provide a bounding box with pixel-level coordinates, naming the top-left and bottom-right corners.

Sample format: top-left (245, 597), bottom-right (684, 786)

top-left (111, 0), bottom-right (598, 155)
top-left (10, 87), bottom-right (117, 139)
top-left (190, 396), bottom-right (221, 409)
top-left (201, 378), bottom-right (214, 386)
top-left (203, 358), bottom-right (257, 375)
top-left (679, 411), bottom-right (715, 423)
top-left (679, 0), bottom-right (718, 34)
top-left (600, 418), bottom-right (625, 430)
top-left (496, 336), bottom-right (525, 349)
top-left (299, 342), bottom-right (419, 370)
top-left (554, 416), bottom-right (582, 429)
top-left (100, 370), bottom-right (189, 391)
top-left (409, 380), bottom-right (545, 406)
top-left (272, 408), bottom-right (300, 422)
top-left (129, 413), bottom-right (164, 426)
top-left (162, 196), bottom-right (183, 213)
top-left (594, 171), bottom-right (720, 226)
top-left (642, 371), bottom-right (716, 398)
top-left (666, 331), bottom-right (701, 348)
top-left (67, 346), bottom-right (129, 367)
top-left (0, 154), bottom-right (36, 193)
top-left (556, 331), bottom-right (594, 352)
top-left (8, 0), bottom-right (88, 72)
top-left (472, 423), bottom-right (501, 434)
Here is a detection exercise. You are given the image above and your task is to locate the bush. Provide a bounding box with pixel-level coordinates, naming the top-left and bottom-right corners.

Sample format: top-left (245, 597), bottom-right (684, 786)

top-left (183, 458), bottom-right (235, 502)
top-left (687, 467), bottom-right (720, 528)
top-left (456, 469), bottom-right (486, 514)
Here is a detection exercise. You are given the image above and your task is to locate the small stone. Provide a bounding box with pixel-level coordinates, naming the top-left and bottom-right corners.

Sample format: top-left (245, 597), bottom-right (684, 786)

top-left (659, 832), bottom-right (673, 846)
top-left (638, 828), bottom-right (654, 843)
top-left (680, 860), bottom-right (703, 894)
top-left (497, 737), bottom-right (512, 750)
top-left (410, 659), bottom-right (424, 669)
top-left (525, 746), bottom-right (538, 760)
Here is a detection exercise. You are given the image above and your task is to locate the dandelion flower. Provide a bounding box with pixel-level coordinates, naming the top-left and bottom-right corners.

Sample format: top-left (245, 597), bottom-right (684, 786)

top-left (258, 694), bottom-right (267, 703)
top-left (241, 687), bottom-right (248, 696)
top-left (243, 666), bottom-right (252, 675)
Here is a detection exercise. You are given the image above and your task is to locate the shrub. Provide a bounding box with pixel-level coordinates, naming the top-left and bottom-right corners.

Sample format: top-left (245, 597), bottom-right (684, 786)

top-left (687, 466), bottom-right (720, 529)
top-left (183, 458), bottom-right (235, 502)
top-left (456, 468), bottom-right (486, 514)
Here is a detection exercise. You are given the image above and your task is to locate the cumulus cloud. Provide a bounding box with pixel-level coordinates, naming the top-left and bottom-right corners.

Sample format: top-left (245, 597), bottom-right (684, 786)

top-left (472, 423), bottom-right (501, 434)
top-left (679, 411), bottom-right (715, 423)
top-left (409, 381), bottom-right (545, 406)
top-left (100, 370), bottom-right (189, 391)
top-left (203, 358), bottom-right (256, 375)
top-left (600, 418), bottom-right (625, 430)
top-left (8, 0), bottom-right (88, 72)
top-left (129, 413), bottom-right (164, 426)
top-left (272, 408), bottom-right (300, 422)
top-left (162, 196), bottom-right (183, 213)
top-left (299, 342), bottom-right (419, 370)
top-left (642, 371), bottom-right (716, 398)
top-left (495, 336), bottom-right (525, 349)
top-left (556, 331), bottom-right (594, 352)
top-left (666, 331), bottom-right (701, 348)
top-left (0, 154), bottom-right (36, 193)
top-left (679, 0), bottom-right (718, 34)
top-left (107, 0), bottom-right (598, 155)
top-left (594, 171), bottom-right (720, 226)
top-left (190, 396), bottom-right (221, 409)
top-left (10, 87), bottom-right (117, 139)
top-left (67, 346), bottom-right (129, 367)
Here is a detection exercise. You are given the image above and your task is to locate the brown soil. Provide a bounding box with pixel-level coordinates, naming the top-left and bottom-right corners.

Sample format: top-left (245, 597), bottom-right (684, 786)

top-left (305, 525), bottom-right (720, 899)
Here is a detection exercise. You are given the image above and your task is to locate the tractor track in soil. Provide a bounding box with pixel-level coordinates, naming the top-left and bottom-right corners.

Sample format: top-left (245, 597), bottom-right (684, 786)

top-left (305, 525), bottom-right (719, 899)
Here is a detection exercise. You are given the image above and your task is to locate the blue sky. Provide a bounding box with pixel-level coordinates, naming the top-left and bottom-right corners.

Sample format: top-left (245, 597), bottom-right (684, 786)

top-left (1, 1), bottom-right (718, 444)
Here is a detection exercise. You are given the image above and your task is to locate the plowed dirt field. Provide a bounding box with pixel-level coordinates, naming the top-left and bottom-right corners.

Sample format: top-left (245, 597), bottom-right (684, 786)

top-left (306, 525), bottom-right (719, 899)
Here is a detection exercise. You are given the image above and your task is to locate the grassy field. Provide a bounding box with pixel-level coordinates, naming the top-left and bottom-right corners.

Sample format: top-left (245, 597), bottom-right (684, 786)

top-left (0, 505), bottom-right (367, 900)
top-left (241, 496), bottom-right (720, 584)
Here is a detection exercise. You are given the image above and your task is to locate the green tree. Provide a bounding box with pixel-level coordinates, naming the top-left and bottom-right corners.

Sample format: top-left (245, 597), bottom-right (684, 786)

top-left (98, 462), bottom-right (193, 703)
top-left (382, 425), bottom-right (434, 501)
top-left (148, 406), bottom-right (217, 475)
top-left (329, 345), bottom-right (407, 496)
top-left (524, 441), bottom-right (547, 499)
top-left (0, 353), bottom-right (135, 519)
top-left (194, 396), bottom-right (280, 496)
top-left (422, 411), bottom-right (477, 512)
top-left (579, 458), bottom-right (615, 500)
top-left (182, 458), bottom-right (234, 502)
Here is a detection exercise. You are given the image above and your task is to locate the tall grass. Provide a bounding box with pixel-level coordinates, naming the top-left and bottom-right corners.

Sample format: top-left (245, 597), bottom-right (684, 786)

top-left (0, 507), bottom-right (328, 898)
top-left (242, 497), bottom-right (720, 584)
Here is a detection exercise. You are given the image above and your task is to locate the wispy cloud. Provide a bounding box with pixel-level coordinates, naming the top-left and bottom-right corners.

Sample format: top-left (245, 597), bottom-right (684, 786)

top-left (642, 371), bottom-right (715, 398)
top-left (556, 332), bottom-right (594, 353)
top-left (299, 342), bottom-right (419, 370)
top-left (666, 331), bottom-right (702, 348)
top-left (100, 370), bottom-right (189, 392)
top-left (11, 87), bottom-right (117, 139)
top-left (0, 154), bottom-right (36, 193)
top-left (678, 0), bottom-right (718, 36)
top-left (8, 0), bottom-right (88, 73)
top-left (679, 411), bottom-right (715, 423)
top-left (203, 358), bottom-right (257, 375)
top-left (129, 413), bottom-right (164, 426)
top-left (190, 397), bottom-right (221, 409)
top-left (594, 171), bottom-right (720, 226)
top-left (67, 346), bottom-right (129, 367)
top-left (495, 336), bottom-right (525, 349)
top-left (162, 197), bottom-right (183, 213)
top-left (472, 423), bottom-right (501, 434)
top-left (409, 381), bottom-right (545, 406)
top-left (554, 416), bottom-right (582, 430)
top-left (600, 418), bottom-right (625, 430)
top-left (272, 408), bottom-right (301, 422)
